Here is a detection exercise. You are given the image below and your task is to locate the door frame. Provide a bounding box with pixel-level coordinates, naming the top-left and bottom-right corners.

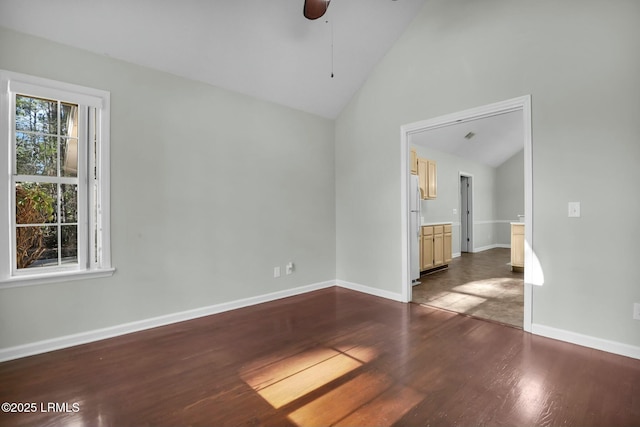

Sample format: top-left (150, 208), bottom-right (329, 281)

top-left (400, 95), bottom-right (533, 332)
top-left (459, 173), bottom-right (473, 253)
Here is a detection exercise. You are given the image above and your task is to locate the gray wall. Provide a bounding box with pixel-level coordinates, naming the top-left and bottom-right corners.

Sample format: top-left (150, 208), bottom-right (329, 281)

top-left (0, 27), bottom-right (336, 349)
top-left (336, 0), bottom-right (640, 347)
top-left (496, 149), bottom-right (525, 244)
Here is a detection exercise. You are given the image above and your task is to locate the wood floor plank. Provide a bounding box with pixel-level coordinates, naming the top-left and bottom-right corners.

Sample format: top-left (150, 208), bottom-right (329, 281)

top-left (1, 287), bottom-right (639, 426)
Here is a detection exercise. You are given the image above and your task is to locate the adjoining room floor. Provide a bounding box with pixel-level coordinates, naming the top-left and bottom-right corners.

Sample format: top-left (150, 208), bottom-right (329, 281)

top-left (412, 248), bottom-right (524, 328)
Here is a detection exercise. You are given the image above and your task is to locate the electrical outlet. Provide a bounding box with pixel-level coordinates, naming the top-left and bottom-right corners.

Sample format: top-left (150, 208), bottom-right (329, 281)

top-left (286, 262), bottom-right (294, 275)
top-left (273, 266), bottom-right (280, 278)
top-left (568, 202), bottom-right (581, 218)
top-left (633, 303), bottom-right (640, 320)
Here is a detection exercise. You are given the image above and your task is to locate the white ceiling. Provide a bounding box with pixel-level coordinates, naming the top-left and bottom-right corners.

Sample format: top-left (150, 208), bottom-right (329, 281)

top-left (0, 0), bottom-right (427, 119)
top-left (409, 110), bottom-right (524, 168)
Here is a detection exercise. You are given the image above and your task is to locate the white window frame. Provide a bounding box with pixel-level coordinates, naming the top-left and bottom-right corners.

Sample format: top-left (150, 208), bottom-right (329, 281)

top-left (0, 70), bottom-right (114, 287)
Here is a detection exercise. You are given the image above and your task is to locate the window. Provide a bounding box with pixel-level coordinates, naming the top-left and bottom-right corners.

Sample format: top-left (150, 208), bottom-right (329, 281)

top-left (0, 70), bottom-right (113, 287)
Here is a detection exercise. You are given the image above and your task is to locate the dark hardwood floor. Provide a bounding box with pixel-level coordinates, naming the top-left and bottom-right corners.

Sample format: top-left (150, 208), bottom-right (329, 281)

top-left (1, 287), bottom-right (639, 426)
top-left (413, 248), bottom-right (524, 328)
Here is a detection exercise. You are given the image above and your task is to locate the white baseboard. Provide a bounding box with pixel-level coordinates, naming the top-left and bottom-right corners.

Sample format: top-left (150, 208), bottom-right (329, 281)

top-left (531, 323), bottom-right (640, 360)
top-left (5, 280), bottom-right (637, 363)
top-left (473, 243), bottom-right (510, 252)
top-left (336, 279), bottom-right (403, 302)
top-left (0, 280), bottom-right (336, 363)
top-left (453, 252), bottom-right (461, 258)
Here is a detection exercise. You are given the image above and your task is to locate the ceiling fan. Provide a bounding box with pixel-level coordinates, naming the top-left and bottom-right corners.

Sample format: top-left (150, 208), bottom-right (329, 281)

top-left (304, 0), bottom-right (331, 20)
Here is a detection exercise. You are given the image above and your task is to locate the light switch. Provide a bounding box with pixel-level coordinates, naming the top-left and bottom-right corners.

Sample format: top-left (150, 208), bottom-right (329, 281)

top-left (568, 202), bottom-right (581, 218)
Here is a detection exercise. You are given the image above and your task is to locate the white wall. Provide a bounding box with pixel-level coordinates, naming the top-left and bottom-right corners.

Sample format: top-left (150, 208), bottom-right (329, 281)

top-left (336, 0), bottom-right (640, 349)
top-left (0, 27), bottom-right (336, 349)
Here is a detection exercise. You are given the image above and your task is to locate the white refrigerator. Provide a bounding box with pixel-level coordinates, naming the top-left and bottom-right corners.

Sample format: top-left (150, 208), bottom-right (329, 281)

top-left (410, 175), bottom-right (421, 284)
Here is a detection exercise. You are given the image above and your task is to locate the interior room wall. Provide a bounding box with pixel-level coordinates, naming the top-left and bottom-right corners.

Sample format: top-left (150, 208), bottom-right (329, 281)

top-left (335, 0), bottom-right (640, 349)
top-left (495, 149), bottom-right (525, 245)
top-left (0, 27), bottom-right (336, 350)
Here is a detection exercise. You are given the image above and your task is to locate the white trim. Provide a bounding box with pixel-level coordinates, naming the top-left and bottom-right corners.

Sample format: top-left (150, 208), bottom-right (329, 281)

top-left (337, 279), bottom-right (403, 302)
top-left (472, 243), bottom-right (510, 252)
top-left (6, 74), bottom-right (105, 108)
top-left (0, 267), bottom-right (115, 288)
top-left (0, 70), bottom-right (112, 286)
top-left (3, 280), bottom-right (637, 363)
top-left (400, 125), bottom-right (409, 302)
top-left (0, 280), bottom-right (336, 362)
top-left (474, 220), bottom-right (512, 225)
top-left (400, 95), bottom-right (534, 333)
top-left (531, 323), bottom-right (640, 360)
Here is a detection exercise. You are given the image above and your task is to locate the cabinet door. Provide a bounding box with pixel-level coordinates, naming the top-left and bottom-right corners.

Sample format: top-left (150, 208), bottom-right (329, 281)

top-left (410, 148), bottom-right (418, 175)
top-left (511, 224), bottom-right (525, 268)
top-left (433, 225), bottom-right (444, 266)
top-left (422, 226), bottom-right (434, 270)
top-left (444, 224), bottom-right (452, 263)
top-left (427, 160), bottom-right (437, 199)
top-left (417, 158), bottom-right (428, 199)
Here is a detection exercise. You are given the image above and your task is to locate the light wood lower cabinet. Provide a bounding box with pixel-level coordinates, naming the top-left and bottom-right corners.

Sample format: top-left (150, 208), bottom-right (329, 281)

top-left (421, 226), bottom-right (434, 270)
top-left (511, 223), bottom-right (524, 271)
top-left (444, 225), bottom-right (452, 263)
top-left (421, 223), bottom-right (452, 272)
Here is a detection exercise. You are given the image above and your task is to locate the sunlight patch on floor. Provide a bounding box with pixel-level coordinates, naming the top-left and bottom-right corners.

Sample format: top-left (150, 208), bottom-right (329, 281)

top-left (453, 278), bottom-right (522, 298)
top-left (288, 372), bottom-right (424, 427)
top-left (240, 346), bottom-right (378, 409)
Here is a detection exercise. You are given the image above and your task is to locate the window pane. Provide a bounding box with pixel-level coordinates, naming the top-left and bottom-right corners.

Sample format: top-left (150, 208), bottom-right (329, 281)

top-left (16, 225), bottom-right (58, 269)
top-left (16, 132), bottom-right (58, 176)
top-left (61, 138), bottom-right (78, 177)
top-left (61, 225), bottom-right (78, 265)
top-left (15, 95), bottom-right (58, 135)
top-left (61, 184), bottom-right (77, 223)
top-left (15, 182), bottom-right (57, 225)
top-left (60, 103), bottom-right (78, 137)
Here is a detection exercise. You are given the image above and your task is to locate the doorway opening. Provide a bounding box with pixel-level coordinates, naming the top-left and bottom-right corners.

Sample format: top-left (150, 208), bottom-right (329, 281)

top-left (459, 174), bottom-right (472, 253)
top-left (400, 96), bottom-right (533, 332)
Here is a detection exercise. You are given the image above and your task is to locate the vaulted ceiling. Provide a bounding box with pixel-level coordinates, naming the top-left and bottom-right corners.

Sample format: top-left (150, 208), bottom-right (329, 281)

top-left (0, 0), bottom-right (428, 119)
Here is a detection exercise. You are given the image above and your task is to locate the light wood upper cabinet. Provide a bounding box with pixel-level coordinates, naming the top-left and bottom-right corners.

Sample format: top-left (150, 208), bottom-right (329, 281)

top-left (410, 148), bottom-right (418, 175)
top-left (427, 159), bottom-right (437, 199)
top-left (417, 157), bottom-right (437, 199)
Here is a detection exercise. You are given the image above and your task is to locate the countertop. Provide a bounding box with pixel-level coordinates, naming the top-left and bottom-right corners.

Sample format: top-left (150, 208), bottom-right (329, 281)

top-left (421, 222), bottom-right (453, 226)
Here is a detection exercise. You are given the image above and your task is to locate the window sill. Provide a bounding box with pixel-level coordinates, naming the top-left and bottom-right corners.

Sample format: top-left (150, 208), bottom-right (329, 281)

top-left (0, 268), bottom-right (116, 289)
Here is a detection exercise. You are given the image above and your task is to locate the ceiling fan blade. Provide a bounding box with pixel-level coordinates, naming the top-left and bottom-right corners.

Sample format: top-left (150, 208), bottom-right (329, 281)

top-left (304, 0), bottom-right (331, 20)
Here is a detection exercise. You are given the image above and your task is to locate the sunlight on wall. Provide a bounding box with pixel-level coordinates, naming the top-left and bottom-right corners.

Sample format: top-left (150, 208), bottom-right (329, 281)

top-left (526, 240), bottom-right (545, 286)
